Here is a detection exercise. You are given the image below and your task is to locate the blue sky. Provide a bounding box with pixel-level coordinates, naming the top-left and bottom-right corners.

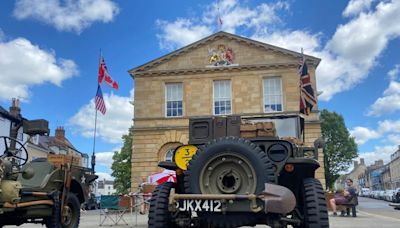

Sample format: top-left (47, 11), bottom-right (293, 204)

top-left (0, 0), bottom-right (400, 179)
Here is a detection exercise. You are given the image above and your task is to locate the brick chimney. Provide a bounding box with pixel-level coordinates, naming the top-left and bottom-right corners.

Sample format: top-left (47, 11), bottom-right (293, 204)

top-left (360, 158), bottom-right (365, 166)
top-left (55, 127), bottom-right (65, 141)
top-left (353, 161), bottom-right (359, 168)
top-left (9, 98), bottom-right (21, 118)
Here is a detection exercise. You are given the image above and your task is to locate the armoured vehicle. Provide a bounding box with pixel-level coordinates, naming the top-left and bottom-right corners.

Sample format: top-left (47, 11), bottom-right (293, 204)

top-left (148, 114), bottom-right (328, 228)
top-left (0, 119), bottom-right (97, 227)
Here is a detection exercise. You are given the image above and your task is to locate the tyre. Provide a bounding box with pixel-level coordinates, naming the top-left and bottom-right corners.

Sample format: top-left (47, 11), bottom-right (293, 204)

top-left (148, 182), bottom-right (178, 228)
top-left (47, 194), bottom-right (81, 228)
top-left (45, 197), bottom-right (61, 228)
top-left (298, 178), bottom-right (329, 228)
top-left (184, 137), bottom-right (275, 227)
top-left (62, 194), bottom-right (81, 228)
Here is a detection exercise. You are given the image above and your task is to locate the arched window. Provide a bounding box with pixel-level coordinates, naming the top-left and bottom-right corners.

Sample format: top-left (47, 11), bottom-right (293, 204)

top-left (165, 148), bottom-right (174, 162)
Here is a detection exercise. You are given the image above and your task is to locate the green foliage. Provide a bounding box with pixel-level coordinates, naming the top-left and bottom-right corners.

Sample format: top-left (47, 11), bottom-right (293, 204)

top-left (111, 126), bottom-right (133, 194)
top-left (320, 109), bottom-right (358, 190)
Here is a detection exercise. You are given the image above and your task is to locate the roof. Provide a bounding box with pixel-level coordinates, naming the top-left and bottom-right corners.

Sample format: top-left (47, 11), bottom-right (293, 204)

top-left (37, 135), bottom-right (88, 157)
top-left (128, 31), bottom-right (321, 77)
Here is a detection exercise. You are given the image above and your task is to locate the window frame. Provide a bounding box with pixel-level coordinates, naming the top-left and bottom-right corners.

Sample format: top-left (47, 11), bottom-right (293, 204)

top-left (263, 77), bottom-right (284, 113)
top-left (165, 82), bottom-right (183, 118)
top-left (213, 80), bottom-right (232, 115)
top-left (165, 148), bottom-right (174, 162)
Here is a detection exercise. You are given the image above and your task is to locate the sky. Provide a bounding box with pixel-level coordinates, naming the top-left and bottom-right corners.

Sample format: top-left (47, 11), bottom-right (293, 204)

top-left (0, 0), bottom-right (400, 180)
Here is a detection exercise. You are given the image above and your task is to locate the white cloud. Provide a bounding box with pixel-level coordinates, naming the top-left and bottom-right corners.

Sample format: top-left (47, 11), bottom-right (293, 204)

top-left (358, 145), bottom-right (398, 165)
top-left (349, 119), bottom-right (400, 145)
top-left (349, 126), bottom-right (380, 145)
top-left (388, 64), bottom-right (400, 81)
top-left (68, 89), bottom-right (134, 144)
top-left (343, 0), bottom-right (374, 17)
top-left (156, 0), bottom-right (288, 51)
top-left (368, 81), bottom-right (400, 116)
top-left (13, 0), bottom-right (119, 33)
top-left (378, 119), bottom-right (400, 133)
top-left (96, 151), bottom-right (115, 168)
top-left (96, 172), bottom-right (114, 181)
top-left (252, 30), bottom-right (321, 54)
top-left (0, 37), bottom-right (78, 101)
top-left (156, 18), bottom-right (212, 51)
top-left (388, 134), bottom-right (400, 145)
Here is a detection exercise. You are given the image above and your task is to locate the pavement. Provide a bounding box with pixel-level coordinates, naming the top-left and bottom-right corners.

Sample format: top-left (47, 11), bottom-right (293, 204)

top-left (5, 197), bottom-right (400, 227)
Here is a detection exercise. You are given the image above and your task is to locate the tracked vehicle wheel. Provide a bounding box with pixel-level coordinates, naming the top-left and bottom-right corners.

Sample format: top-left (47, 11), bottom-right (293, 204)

top-left (297, 178), bottom-right (329, 228)
top-left (184, 137), bottom-right (275, 227)
top-left (148, 182), bottom-right (178, 228)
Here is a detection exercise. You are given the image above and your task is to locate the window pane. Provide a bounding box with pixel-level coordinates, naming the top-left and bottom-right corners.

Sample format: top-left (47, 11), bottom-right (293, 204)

top-left (214, 80), bottom-right (231, 115)
top-left (264, 78), bottom-right (283, 113)
top-left (166, 83), bottom-right (183, 117)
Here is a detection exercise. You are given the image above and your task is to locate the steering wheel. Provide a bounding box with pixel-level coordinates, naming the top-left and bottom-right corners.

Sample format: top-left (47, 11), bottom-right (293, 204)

top-left (0, 136), bottom-right (29, 167)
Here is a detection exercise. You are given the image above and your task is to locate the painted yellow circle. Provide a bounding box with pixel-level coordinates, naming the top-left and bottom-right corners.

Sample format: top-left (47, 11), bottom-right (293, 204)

top-left (174, 145), bottom-right (198, 170)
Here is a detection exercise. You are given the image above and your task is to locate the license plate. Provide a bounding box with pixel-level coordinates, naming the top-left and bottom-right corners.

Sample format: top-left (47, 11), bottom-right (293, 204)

top-left (176, 199), bottom-right (222, 212)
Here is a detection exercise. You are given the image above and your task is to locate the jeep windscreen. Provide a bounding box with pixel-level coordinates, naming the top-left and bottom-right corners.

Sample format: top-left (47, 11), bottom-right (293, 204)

top-left (244, 116), bottom-right (300, 138)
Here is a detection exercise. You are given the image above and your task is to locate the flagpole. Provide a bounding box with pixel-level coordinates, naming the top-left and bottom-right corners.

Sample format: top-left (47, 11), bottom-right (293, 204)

top-left (299, 48), bottom-right (303, 115)
top-left (91, 49), bottom-right (102, 173)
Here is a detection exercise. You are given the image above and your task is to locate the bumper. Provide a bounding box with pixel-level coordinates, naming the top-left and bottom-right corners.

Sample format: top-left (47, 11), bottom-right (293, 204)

top-left (169, 183), bottom-right (296, 214)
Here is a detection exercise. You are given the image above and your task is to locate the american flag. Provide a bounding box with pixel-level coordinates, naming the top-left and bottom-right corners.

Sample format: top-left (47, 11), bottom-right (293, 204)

top-left (95, 85), bottom-right (106, 115)
top-left (299, 54), bottom-right (316, 115)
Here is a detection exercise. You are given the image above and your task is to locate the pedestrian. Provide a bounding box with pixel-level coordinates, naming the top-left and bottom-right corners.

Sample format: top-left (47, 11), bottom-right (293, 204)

top-left (138, 176), bottom-right (149, 214)
top-left (329, 178), bottom-right (357, 216)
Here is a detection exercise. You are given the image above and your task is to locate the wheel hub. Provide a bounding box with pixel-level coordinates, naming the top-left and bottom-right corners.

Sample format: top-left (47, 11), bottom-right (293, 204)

top-left (62, 205), bottom-right (72, 225)
top-left (217, 169), bottom-right (241, 193)
top-left (200, 153), bottom-right (257, 194)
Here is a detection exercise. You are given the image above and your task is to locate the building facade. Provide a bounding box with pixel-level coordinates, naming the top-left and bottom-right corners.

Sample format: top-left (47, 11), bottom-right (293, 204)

top-left (389, 146), bottom-right (400, 189)
top-left (364, 160), bottom-right (384, 190)
top-left (346, 159), bottom-right (366, 190)
top-left (129, 32), bottom-right (324, 191)
top-left (94, 180), bottom-right (116, 196)
top-left (381, 164), bottom-right (391, 190)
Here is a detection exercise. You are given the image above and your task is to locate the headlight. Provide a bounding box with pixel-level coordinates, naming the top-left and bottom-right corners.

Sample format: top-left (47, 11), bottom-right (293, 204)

top-left (267, 144), bottom-right (288, 162)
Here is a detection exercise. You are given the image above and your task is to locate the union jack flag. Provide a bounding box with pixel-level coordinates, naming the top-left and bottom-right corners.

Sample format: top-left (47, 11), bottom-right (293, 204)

top-left (299, 55), bottom-right (316, 115)
top-left (95, 85), bottom-right (106, 115)
top-left (98, 56), bottom-right (118, 90)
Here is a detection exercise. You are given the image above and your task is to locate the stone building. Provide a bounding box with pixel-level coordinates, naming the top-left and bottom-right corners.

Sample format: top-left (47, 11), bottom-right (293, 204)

top-left (346, 158), bottom-right (366, 190)
top-left (128, 31), bottom-right (324, 191)
top-left (381, 164), bottom-right (391, 190)
top-left (389, 146), bottom-right (400, 189)
top-left (364, 160), bottom-right (384, 190)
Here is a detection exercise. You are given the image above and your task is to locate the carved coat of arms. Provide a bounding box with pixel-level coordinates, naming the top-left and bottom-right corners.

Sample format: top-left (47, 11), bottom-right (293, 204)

top-left (208, 44), bottom-right (235, 66)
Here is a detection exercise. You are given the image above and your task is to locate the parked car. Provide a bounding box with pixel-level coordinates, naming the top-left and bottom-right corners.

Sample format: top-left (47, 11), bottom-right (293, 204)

top-left (360, 188), bottom-right (370, 197)
top-left (370, 190), bottom-right (377, 199)
top-left (394, 188), bottom-right (400, 203)
top-left (377, 190), bottom-right (385, 200)
top-left (384, 190), bottom-right (396, 202)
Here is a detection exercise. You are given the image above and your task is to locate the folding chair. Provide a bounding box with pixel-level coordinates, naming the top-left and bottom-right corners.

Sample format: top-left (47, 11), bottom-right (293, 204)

top-left (99, 195), bottom-right (131, 226)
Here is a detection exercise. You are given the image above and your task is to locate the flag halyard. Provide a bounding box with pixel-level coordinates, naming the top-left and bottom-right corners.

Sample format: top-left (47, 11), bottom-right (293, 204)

top-left (299, 55), bottom-right (316, 115)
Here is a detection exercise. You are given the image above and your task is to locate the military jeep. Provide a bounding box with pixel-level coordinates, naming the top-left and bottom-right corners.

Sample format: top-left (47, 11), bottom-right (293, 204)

top-left (148, 114), bottom-right (329, 228)
top-left (0, 119), bottom-right (97, 227)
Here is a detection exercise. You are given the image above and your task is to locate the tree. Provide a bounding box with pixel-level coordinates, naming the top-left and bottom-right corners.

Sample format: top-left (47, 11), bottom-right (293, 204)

top-left (320, 109), bottom-right (358, 190)
top-left (111, 126), bottom-right (133, 194)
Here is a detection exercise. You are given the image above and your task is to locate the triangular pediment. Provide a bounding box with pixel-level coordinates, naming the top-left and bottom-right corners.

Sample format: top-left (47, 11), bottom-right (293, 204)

top-left (129, 32), bottom-right (320, 77)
